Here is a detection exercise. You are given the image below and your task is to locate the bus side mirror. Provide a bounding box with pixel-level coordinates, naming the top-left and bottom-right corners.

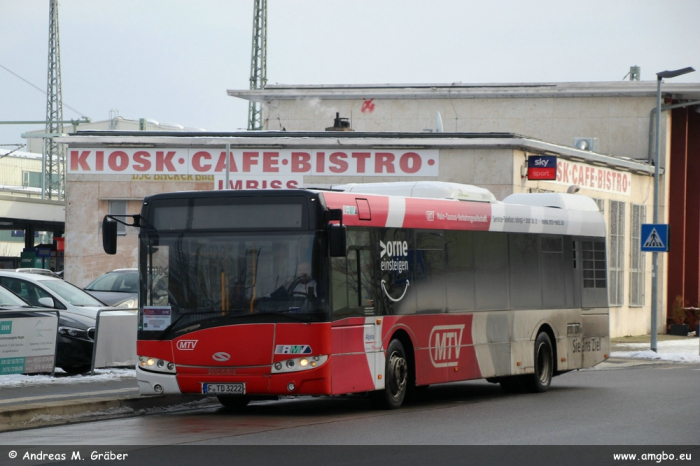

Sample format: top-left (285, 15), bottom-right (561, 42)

top-left (102, 217), bottom-right (118, 255)
top-left (326, 209), bottom-right (343, 224)
top-left (329, 225), bottom-right (346, 257)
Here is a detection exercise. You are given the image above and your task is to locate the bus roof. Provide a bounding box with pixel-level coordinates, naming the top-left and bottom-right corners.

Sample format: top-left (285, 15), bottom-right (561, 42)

top-left (321, 188), bottom-right (605, 238)
top-left (330, 181), bottom-right (497, 203)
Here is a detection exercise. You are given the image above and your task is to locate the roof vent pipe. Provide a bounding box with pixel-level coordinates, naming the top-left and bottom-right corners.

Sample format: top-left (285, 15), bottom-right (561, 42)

top-left (325, 112), bottom-right (353, 131)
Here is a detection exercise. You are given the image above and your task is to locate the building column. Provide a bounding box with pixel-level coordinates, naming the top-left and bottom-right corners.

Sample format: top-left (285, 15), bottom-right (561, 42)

top-left (667, 108), bottom-right (688, 319)
top-left (685, 109), bottom-right (700, 314)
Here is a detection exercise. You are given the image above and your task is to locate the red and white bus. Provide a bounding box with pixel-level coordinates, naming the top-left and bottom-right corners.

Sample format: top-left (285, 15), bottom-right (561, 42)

top-left (103, 182), bottom-right (609, 409)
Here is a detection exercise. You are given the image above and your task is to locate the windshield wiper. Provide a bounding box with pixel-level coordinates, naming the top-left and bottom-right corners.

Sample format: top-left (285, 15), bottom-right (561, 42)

top-left (158, 309), bottom-right (242, 337)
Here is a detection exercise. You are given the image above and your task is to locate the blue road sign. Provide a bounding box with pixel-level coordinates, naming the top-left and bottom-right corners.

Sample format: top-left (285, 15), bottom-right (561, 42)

top-left (641, 224), bottom-right (669, 252)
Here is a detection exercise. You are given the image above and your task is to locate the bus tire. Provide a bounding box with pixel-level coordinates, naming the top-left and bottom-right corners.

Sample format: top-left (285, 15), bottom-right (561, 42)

top-left (521, 332), bottom-right (554, 393)
top-left (373, 339), bottom-right (408, 409)
top-left (217, 395), bottom-right (251, 410)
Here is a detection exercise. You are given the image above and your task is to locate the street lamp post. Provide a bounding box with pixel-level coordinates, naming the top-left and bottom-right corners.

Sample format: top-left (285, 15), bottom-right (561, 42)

top-left (651, 67), bottom-right (695, 352)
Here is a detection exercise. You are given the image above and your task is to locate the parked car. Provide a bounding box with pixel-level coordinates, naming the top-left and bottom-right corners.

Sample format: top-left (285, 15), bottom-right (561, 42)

top-left (15, 268), bottom-right (62, 279)
top-left (0, 284), bottom-right (96, 375)
top-left (83, 268), bottom-right (138, 308)
top-left (0, 271), bottom-right (109, 319)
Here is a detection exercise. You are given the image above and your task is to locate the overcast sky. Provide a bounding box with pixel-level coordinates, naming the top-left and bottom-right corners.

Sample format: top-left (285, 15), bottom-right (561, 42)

top-left (1, 0), bottom-right (699, 148)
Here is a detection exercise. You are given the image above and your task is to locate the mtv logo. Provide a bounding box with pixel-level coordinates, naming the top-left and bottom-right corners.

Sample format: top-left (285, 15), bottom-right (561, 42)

top-left (176, 340), bottom-right (198, 350)
top-left (429, 324), bottom-right (465, 368)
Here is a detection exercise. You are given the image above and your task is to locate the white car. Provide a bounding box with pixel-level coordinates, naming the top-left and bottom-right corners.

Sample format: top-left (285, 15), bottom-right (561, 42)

top-left (0, 271), bottom-right (113, 319)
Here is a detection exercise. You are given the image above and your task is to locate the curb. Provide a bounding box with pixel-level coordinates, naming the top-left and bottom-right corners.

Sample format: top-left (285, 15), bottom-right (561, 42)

top-left (0, 395), bottom-right (216, 433)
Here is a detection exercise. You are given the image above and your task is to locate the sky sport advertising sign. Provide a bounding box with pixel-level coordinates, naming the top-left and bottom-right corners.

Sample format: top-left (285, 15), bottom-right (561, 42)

top-left (527, 155), bottom-right (557, 180)
top-left (68, 148), bottom-right (440, 190)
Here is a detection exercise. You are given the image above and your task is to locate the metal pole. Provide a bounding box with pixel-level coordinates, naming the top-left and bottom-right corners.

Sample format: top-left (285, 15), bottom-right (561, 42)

top-left (650, 76), bottom-right (662, 353)
top-left (225, 143), bottom-right (230, 189)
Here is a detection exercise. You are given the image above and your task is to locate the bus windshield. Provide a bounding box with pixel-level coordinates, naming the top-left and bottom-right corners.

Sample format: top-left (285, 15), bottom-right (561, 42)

top-left (140, 231), bottom-right (327, 334)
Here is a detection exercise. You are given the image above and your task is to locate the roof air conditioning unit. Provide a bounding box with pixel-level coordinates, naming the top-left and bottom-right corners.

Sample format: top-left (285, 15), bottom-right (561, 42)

top-left (574, 137), bottom-right (599, 152)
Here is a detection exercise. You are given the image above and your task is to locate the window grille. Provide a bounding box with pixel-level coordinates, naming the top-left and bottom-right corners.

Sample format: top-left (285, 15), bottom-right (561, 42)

top-left (582, 241), bottom-right (606, 289)
top-left (609, 201), bottom-right (625, 305)
top-left (629, 204), bottom-right (646, 306)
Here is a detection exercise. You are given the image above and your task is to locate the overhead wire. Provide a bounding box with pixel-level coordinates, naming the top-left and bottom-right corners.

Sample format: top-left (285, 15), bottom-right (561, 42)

top-left (0, 63), bottom-right (87, 117)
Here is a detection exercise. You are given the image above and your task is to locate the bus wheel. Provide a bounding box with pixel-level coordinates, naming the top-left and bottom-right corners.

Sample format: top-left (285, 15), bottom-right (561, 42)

top-left (522, 332), bottom-right (554, 393)
top-left (373, 339), bottom-right (408, 409)
top-left (217, 395), bottom-right (251, 410)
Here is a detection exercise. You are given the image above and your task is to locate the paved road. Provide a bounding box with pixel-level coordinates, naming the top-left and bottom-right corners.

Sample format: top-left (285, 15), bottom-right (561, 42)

top-left (1, 360), bottom-right (698, 446)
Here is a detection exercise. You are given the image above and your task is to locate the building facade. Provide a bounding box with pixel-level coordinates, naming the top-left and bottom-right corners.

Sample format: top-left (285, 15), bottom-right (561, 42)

top-left (61, 128), bottom-right (655, 338)
top-left (230, 80), bottom-right (700, 333)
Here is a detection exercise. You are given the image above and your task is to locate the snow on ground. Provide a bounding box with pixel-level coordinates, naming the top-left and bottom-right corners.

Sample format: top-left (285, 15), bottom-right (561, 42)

top-left (610, 350), bottom-right (700, 363)
top-left (0, 368), bottom-right (135, 388)
top-left (610, 338), bottom-right (700, 363)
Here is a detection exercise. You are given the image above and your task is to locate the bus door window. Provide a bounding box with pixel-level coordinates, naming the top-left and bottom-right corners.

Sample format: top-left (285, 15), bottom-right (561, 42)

top-left (335, 228), bottom-right (375, 318)
top-left (414, 230), bottom-right (446, 314)
top-left (146, 243), bottom-right (171, 307)
top-left (331, 256), bottom-right (349, 315)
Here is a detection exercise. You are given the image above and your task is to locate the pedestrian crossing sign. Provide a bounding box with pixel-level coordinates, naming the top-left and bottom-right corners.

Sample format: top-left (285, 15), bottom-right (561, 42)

top-left (641, 224), bottom-right (669, 252)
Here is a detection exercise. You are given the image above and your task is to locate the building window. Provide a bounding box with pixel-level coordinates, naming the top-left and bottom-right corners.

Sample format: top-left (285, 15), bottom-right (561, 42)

top-left (609, 200), bottom-right (625, 306)
top-left (629, 204), bottom-right (646, 306)
top-left (22, 171), bottom-right (43, 189)
top-left (109, 200), bottom-right (127, 236)
top-left (22, 170), bottom-right (59, 188)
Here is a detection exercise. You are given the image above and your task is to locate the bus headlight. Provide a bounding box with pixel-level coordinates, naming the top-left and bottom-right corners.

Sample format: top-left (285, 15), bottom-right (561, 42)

top-left (138, 355), bottom-right (177, 374)
top-left (272, 355), bottom-right (328, 373)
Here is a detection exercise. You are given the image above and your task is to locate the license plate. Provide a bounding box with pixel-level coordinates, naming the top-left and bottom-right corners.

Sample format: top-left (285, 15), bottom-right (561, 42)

top-left (202, 383), bottom-right (245, 395)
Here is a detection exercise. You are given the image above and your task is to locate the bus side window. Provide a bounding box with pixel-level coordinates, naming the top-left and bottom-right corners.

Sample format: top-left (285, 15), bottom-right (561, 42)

top-left (445, 230), bottom-right (475, 312)
top-left (415, 230), bottom-right (446, 314)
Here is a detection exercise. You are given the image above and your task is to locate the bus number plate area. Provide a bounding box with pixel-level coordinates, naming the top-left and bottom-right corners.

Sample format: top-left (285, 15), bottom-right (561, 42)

top-left (202, 383), bottom-right (246, 395)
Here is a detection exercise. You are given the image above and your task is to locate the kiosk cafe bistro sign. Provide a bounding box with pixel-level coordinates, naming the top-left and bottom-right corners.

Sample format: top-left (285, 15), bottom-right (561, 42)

top-left (550, 160), bottom-right (632, 196)
top-left (67, 148), bottom-right (440, 189)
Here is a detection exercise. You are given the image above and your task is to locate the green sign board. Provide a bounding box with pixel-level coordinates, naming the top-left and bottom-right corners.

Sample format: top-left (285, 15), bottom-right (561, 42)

top-left (0, 321), bottom-right (11, 334)
top-left (0, 357), bottom-right (26, 375)
top-left (20, 251), bottom-right (42, 268)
